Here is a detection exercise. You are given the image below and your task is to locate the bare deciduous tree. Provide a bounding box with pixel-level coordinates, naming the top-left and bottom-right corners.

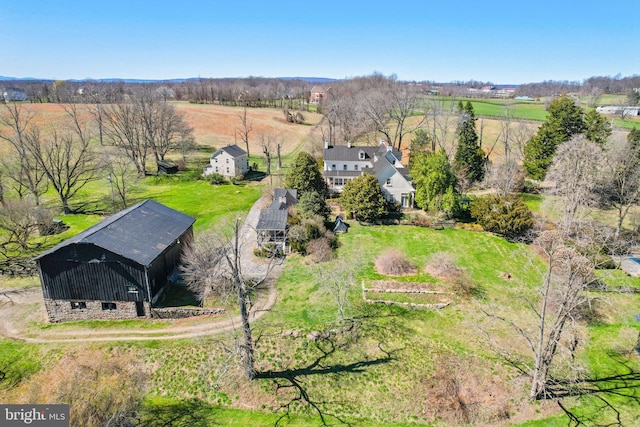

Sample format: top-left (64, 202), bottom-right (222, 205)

top-left (0, 199), bottom-right (50, 254)
top-left (0, 104), bottom-right (49, 204)
top-left (238, 106), bottom-right (253, 158)
top-left (99, 151), bottom-right (138, 210)
top-left (24, 104), bottom-right (97, 214)
top-left (423, 95), bottom-right (459, 158)
top-left (313, 255), bottom-right (361, 323)
top-left (546, 135), bottom-right (602, 234)
top-left (483, 231), bottom-right (594, 400)
top-left (181, 218), bottom-right (280, 380)
top-left (103, 90), bottom-right (193, 176)
top-left (103, 101), bottom-right (148, 177)
top-left (595, 133), bottom-right (640, 238)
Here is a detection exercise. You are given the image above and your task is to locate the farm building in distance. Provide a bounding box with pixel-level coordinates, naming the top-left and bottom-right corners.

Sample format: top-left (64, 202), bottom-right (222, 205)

top-left (35, 200), bottom-right (195, 323)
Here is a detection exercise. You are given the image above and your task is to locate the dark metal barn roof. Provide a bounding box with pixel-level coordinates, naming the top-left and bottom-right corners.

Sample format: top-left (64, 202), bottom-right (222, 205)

top-left (256, 209), bottom-right (289, 231)
top-left (35, 200), bottom-right (195, 266)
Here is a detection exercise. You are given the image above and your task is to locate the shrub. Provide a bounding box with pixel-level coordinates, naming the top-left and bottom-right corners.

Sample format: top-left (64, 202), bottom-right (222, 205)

top-left (307, 237), bottom-right (334, 263)
top-left (374, 248), bottom-right (417, 276)
top-left (207, 173), bottom-right (227, 185)
top-left (470, 195), bottom-right (534, 240)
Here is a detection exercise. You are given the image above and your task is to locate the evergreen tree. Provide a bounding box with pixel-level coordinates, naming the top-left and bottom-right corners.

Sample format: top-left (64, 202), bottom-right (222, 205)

top-left (408, 128), bottom-right (433, 168)
top-left (454, 101), bottom-right (485, 184)
top-left (296, 190), bottom-right (331, 220)
top-left (523, 95), bottom-right (585, 180)
top-left (411, 148), bottom-right (460, 217)
top-left (470, 195), bottom-right (534, 240)
top-left (628, 128), bottom-right (640, 148)
top-left (340, 174), bottom-right (387, 222)
top-left (583, 109), bottom-right (611, 146)
top-left (284, 151), bottom-right (327, 197)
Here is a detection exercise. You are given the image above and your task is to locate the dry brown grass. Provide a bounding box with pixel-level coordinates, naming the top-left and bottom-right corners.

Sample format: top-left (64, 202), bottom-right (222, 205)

top-left (174, 102), bottom-right (324, 154)
top-left (0, 102), bottom-right (325, 158)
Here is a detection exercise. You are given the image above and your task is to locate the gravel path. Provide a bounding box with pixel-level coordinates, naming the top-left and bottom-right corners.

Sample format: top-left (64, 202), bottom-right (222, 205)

top-left (0, 194), bottom-right (282, 343)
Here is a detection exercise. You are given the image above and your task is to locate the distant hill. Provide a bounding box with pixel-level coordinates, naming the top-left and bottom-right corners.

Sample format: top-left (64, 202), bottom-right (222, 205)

top-left (0, 76), bottom-right (338, 84)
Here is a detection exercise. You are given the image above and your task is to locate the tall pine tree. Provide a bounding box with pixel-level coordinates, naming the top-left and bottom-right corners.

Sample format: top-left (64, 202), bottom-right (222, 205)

top-left (454, 101), bottom-right (485, 184)
top-left (523, 95), bottom-right (585, 180)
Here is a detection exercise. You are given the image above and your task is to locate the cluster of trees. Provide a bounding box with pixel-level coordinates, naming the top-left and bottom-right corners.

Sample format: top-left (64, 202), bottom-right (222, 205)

top-left (523, 95), bottom-right (612, 180)
top-left (2, 77), bottom-right (315, 109)
top-left (0, 93), bottom-right (194, 258)
top-left (319, 74), bottom-right (426, 150)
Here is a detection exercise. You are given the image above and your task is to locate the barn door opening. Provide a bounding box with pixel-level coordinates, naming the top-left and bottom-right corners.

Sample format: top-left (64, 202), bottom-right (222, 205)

top-left (135, 301), bottom-right (145, 317)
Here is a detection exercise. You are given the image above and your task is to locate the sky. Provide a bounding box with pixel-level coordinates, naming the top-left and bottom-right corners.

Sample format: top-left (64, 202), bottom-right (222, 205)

top-left (1, 0), bottom-right (638, 84)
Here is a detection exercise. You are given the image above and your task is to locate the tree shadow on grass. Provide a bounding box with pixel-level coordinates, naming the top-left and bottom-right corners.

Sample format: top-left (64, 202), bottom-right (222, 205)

top-left (137, 398), bottom-right (213, 427)
top-left (256, 325), bottom-right (396, 427)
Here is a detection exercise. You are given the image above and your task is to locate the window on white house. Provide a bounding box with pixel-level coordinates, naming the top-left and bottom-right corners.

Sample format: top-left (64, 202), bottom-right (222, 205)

top-left (354, 164), bottom-right (359, 171)
top-left (332, 164), bottom-right (336, 170)
top-left (386, 178), bottom-right (392, 186)
top-left (343, 164), bottom-right (347, 171)
top-left (226, 167), bottom-right (230, 174)
top-left (71, 301), bottom-right (86, 310)
top-left (226, 158), bottom-right (229, 163)
top-left (101, 302), bottom-right (117, 310)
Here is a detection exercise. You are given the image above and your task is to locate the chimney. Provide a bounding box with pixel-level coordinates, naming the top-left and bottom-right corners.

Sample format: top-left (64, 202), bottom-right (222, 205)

top-left (380, 139), bottom-right (386, 146)
top-left (347, 141), bottom-right (352, 148)
top-left (324, 140), bottom-right (329, 150)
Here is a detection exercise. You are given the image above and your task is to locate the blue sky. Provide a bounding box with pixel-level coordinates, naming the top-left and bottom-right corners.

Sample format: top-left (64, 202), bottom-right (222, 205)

top-left (1, 1), bottom-right (638, 84)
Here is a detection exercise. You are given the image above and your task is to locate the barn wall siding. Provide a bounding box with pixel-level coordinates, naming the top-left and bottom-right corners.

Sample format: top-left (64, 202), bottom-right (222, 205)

top-left (37, 227), bottom-right (194, 323)
top-left (39, 258), bottom-right (147, 302)
top-left (44, 299), bottom-right (150, 323)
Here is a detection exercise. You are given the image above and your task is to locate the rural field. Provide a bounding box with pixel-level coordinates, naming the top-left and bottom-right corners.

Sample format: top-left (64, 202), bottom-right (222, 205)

top-left (1, 101), bottom-right (639, 426)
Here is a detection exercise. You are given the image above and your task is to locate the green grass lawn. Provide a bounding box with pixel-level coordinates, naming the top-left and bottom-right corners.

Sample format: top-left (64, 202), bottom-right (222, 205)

top-left (467, 99), bottom-right (549, 121)
top-left (429, 97), bottom-right (548, 121)
top-left (4, 166), bottom-right (640, 425)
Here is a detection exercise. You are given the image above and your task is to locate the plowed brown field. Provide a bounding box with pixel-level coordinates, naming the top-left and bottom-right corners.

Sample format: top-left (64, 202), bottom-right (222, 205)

top-left (0, 102), bottom-right (324, 156)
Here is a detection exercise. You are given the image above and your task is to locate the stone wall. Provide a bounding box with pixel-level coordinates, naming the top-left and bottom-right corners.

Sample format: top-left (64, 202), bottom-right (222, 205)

top-left (44, 299), bottom-right (150, 323)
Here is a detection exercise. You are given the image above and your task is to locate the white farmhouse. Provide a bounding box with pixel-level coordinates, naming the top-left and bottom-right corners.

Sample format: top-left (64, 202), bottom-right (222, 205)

top-left (204, 144), bottom-right (249, 178)
top-left (323, 140), bottom-right (415, 208)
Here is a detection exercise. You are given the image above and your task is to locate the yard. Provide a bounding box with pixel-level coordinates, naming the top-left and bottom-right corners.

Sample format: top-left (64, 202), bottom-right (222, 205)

top-left (0, 102), bottom-right (639, 426)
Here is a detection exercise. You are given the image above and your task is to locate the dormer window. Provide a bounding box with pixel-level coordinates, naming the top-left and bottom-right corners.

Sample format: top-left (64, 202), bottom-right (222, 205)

top-left (359, 151), bottom-right (365, 160)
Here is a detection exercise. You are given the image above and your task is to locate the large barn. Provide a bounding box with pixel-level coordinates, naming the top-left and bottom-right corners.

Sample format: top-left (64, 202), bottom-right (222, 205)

top-left (35, 200), bottom-right (195, 323)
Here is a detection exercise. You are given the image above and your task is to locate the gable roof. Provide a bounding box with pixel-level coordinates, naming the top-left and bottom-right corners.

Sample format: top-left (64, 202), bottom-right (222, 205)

top-left (271, 189), bottom-right (298, 209)
top-left (256, 209), bottom-right (289, 231)
top-left (35, 200), bottom-right (195, 266)
top-left (323, 143), bottom-right (402, 163)
top-left (213, 144), bottom-right (247, 159)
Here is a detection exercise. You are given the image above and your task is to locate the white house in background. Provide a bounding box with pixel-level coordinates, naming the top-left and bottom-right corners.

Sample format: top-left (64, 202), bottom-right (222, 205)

top-left (323, 140), bottom-right (415, 208)
top-left (596, 105), bottom-right (640, 118)
top-left (203, 144), bottom-right (249, 178)
top-left (1, 87), bottom-right (28, 102)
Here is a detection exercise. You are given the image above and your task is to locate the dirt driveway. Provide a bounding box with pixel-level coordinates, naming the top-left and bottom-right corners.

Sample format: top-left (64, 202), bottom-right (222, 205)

top-left (0, 194), bottom-right (281, 343)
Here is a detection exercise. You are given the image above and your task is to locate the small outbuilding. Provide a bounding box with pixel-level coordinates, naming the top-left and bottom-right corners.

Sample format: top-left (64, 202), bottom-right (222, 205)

top-left (256, 189), bottom-right (297, 253)
top-left (35, 200), bottom-right (195, 323)
top-left (157, 160), bottom-right (179, 174)
top-left (333, 216), bottom-right (349, 234)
